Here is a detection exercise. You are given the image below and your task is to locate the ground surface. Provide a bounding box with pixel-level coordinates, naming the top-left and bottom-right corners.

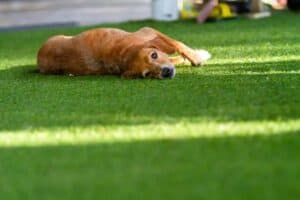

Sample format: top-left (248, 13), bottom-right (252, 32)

top-left (0, 11), bottom-right (300, 200)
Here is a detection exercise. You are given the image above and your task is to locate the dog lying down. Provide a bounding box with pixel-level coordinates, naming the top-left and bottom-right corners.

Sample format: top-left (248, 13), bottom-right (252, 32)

top-left (37, 27), bottom-right (211, 79)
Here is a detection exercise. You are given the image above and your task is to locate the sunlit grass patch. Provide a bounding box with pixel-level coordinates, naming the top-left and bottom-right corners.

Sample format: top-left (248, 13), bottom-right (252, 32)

top-left (0, 120), bottom-right (299, 147)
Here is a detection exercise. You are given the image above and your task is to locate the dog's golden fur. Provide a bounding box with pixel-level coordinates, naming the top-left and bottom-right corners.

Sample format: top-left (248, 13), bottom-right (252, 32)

top-left (37, 27), bottom-right (210, 79)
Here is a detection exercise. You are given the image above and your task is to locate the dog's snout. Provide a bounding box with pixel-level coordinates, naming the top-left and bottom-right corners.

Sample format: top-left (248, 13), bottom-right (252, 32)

top-left (161, 67), bottom-right (175, 78)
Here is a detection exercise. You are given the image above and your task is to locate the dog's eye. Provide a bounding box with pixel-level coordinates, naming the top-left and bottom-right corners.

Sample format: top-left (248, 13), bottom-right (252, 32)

top-left (151, 52), bottom-right (158, 59)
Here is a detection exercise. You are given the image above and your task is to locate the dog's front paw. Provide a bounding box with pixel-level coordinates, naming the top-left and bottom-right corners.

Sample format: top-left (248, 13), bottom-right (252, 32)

top-left (192, 49), bottom-right (211, 66)
top-left (196, 49), bottom-right (211, 62)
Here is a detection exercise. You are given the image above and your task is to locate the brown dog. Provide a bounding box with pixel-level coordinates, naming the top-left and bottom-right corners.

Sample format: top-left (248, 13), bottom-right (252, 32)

top-left (37, 27), bottom-right (211, 79)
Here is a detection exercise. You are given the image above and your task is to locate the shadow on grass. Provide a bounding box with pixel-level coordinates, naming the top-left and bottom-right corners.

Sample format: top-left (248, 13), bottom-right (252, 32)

top-left (0, 60), bottom-right (299, 131)
top-left (0, 131), bottom-right (299, 199)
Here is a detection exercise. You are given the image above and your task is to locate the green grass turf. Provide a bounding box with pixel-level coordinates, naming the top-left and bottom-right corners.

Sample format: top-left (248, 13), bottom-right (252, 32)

top-left (0, 11), bottom-right (300, 199)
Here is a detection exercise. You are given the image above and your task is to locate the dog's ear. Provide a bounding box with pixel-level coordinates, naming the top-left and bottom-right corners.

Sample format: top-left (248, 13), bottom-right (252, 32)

top-left (145, 36), bottom-right (176, 54)
top-left (145, 42), bottom-right (158, 50)
top-left (120, 44), bottom-right (144, 67)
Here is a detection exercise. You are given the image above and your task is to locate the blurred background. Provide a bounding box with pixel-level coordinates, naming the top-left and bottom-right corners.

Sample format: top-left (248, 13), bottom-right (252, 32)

top-left (0, 0), bottom-right (297, 30)
top-left (0, 0), bottom-right (152, 29)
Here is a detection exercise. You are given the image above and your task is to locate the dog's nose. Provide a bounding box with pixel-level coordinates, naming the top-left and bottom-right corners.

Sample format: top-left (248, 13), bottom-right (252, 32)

top-left (161, 67), bottom-right (174, 78)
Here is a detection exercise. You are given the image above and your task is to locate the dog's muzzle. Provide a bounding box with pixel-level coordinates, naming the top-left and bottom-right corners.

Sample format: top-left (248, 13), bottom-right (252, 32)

top-left (161, 65), bottom-right (175, 78)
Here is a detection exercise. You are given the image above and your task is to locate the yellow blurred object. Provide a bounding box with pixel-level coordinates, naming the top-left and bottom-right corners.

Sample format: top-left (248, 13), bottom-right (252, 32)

top-left (209, 3), bottom-right (237, 19)
top-left (180, 1), bottom-right (199, 19)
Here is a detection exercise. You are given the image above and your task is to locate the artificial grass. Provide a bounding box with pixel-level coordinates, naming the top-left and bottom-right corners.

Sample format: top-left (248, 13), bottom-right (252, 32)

top-left (0, 11), bottom-right (300, 199)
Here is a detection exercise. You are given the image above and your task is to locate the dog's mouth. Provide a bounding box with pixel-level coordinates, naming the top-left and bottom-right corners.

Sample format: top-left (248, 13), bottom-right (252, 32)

top-left (142, 64), bottom-right (175, 79)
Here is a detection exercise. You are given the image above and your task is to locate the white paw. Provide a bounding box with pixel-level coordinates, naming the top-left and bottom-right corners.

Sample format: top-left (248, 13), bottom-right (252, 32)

top-left (195, 49), bottom-right (211, 63)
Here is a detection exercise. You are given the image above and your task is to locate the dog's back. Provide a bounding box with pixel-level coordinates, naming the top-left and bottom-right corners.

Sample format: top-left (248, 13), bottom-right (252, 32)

top-left (37, 28), bottom-right (130, 75)
top-left (38, 35), bottom-right (77, 74)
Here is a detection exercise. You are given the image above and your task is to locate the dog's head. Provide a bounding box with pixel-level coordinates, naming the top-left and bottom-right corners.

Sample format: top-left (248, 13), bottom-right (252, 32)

top-left (122, 47), bottom-right (175, 79)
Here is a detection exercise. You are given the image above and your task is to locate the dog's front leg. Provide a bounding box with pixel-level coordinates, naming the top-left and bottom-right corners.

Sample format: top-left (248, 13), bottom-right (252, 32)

top-left (160, 37), bottom-right (211, 66)
top-left (149, 28), bottom-right (211, 66)
top-left (169, 55), bottom-right (189, 65)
